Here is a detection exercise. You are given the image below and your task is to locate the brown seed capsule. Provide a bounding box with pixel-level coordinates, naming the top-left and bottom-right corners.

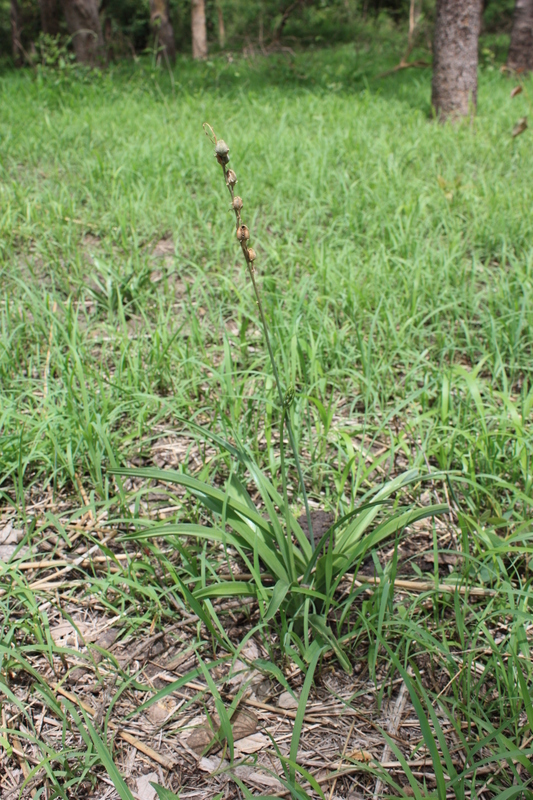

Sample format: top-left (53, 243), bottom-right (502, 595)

top-left (215, 139), bottom-right (230, 165)
top-left (226, 169), bottom-right (237, 186)
top-left (233, 196), bottom-right (243, 211)
top-left (247, 248), bottom-right (257, 262)
top-left (236, 224), bottom-right (250, 241)
top-left (215, 140), bottom-right (230, 158)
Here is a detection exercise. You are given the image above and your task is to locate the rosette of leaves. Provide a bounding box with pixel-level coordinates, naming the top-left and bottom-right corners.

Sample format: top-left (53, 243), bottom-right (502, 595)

top-left (115, 429), bottom-right (446, 672)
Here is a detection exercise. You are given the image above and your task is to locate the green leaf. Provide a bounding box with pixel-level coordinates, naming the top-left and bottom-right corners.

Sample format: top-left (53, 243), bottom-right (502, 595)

top-left (129, 657), bottom-right (229, 717)
top-left (194, 581), bottom-right (258, 599)
top-left (61, 698), bottom-right (135, 800)
top-left (150, 783), bottom-right (181, 800)
top-left (264, 579), bottom-right (291, 621)
top-left (226, 473), bottom-right (258, 516)
top-left (341, 504), bottom-right (448, 561)
top-left (334, 469), bottom-right (420, 553)
top-left (254, 658), bottom-right (298, 698)
top-left (113, 466), bottom-right (276, 541)
top-left (121, 517), bottom-right (291, 584)
top-left (514, 653), bottom-right (533, 733)
top-left (379, 732), bottom-right (425, 800)
top-left (289, 644), bottom-right (325, 782)
top-left (197, 656), bottom-right (234, 762)
top-left (381, 648), bottom-right (448, 800)
top-left (308, 614), bottom-right (352, 674)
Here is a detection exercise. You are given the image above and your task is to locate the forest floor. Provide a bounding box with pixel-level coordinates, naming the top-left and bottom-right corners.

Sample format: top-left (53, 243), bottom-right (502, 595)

top-left (1, 32), bottom-right (533, 800)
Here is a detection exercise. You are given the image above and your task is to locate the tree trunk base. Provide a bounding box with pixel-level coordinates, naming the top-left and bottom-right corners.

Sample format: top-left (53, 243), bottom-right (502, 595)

top-left (60, 0), bottom-right (106, 66)
top-left (192, 0), bottom-right (208, 59)
top-left (507, 0), bottom-right (533, 73)
top-left (431, 0), bottom-right (482, 121)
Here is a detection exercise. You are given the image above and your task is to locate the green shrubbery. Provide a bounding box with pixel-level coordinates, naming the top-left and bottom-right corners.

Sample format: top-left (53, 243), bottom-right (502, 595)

top-left (0, 0), bottom-right (518, 65)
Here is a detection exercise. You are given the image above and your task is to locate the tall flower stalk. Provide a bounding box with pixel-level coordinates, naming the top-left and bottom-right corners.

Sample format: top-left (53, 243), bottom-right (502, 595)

top-left (203, 124), bottom-right (314, 548)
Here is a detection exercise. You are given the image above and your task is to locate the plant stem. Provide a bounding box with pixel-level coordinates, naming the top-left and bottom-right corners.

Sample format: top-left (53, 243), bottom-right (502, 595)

top-left (247, 264), bottom-right (314, 548)
top-left (206, 133), bottom-right (315, 548)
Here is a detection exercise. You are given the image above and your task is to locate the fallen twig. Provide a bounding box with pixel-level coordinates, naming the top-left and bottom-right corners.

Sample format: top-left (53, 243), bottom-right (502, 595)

top-left (375, 58), bottom-right (430, 79)
top-left (352, 574), bottom-right (496, 596)
top-left (52, 683), bottom-right (175, 770)
top-left (373, 674), bottom-right (410, 799)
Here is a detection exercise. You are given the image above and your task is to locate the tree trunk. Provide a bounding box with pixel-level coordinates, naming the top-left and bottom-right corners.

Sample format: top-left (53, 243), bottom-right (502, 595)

top-left (273, 0), bottom-right (300, 42)
top-left (507, 0), bottom-right (533, 72)
top-left (431, 0), bottom-right (482, 121)
top-left (40, 0), bottom-right (60, 36)
top-left (191, 0), bottom-right (207, 59)
top-left (149, 0), bottom-right (176, 63)
top-left (60, 0), bottom-right (105, 66)
top-left (10, 0), bottom-right (23, 65)
top-left (217, 0), bottom-right (225, 49)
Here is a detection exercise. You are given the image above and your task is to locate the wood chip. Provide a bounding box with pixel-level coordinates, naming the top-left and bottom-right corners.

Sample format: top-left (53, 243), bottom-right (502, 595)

top-left (147, 700), bottom-right (175, 726)
top-left (185, 709), bottom-right (258, 755)
top-left (0, 522), bottom-right (24, 545)
top-left (234, 732), bottom-right (269, 754)
top-left (278, 691), bottom-right (299, 709)
top-left (50, 620), bottom-right (92, 647)
top-left (199, 757), bottom-right (284, 793)
top-left (136, 772), bottom-right (158, 800)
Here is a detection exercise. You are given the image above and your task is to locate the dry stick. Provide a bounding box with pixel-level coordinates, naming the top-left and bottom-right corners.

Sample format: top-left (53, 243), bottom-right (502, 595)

top-left (9, 731), bottom-right (37, 798)
top-left (272, 0), bottom-right (300, 43)
top-left (372, 676), bottom-right (410, 800)
top-left (27, 529), bottom-right (121, 591)
top-left (52, 683), bottom-right (175, 770)
top-left (9, 551), bottom-right (159, 571)
top-left (476, 734), bottom-right (533, 795)
top-left (75, 473), bottom-right (96, 524)
top-left (204, 125), bottom-right (314, 548)
top-left (375, 0), bottom-right (429, 79)
top-left (238, 697), bottom-right (398, 736)
top-left (6, 570), bottom-right (493, 601)
top-left (375, 58), bottom-right (430, 80)
top-left (269, 755), bottom-right (454, 799)
top-left (352, 574), bottom-right (495, 597)
top-left (9, 743), bottom-right (40, 766)
top-left (215, 570), bottom-right (495, 596)
top-left (328, 719), bottom-right (355, 800)
top-left (10, 557), bottom-right (112, 571)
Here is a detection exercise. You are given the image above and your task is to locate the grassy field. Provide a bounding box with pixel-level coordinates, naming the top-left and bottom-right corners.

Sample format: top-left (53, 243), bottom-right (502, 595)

top-left (1, 32), bottom-right (533, 799)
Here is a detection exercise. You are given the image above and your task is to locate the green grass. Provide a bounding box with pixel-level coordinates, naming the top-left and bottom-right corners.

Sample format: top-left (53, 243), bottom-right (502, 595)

top-left (1, 36), bottom-right (533, 799)
top-left (1, 42), bottom-right (532, 513)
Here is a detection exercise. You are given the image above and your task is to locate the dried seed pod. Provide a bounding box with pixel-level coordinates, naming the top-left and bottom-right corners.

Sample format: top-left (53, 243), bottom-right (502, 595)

top-left (233, 196), bottom-right (243, 211)
top-left (247, 247), bottom-right (257, 262)
top-left (215, 140), bottom-right (229, 157)
top-left (236, 224), bottom-right (250, 241)
top-left (226, 169), bottom-right (237, 186)
top-left (215, 139), bottom-right (230, 164)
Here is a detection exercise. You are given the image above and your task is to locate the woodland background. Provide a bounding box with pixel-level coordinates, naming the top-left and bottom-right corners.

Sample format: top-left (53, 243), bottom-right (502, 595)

top-left (1, 0), bottom-right (518, 68)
